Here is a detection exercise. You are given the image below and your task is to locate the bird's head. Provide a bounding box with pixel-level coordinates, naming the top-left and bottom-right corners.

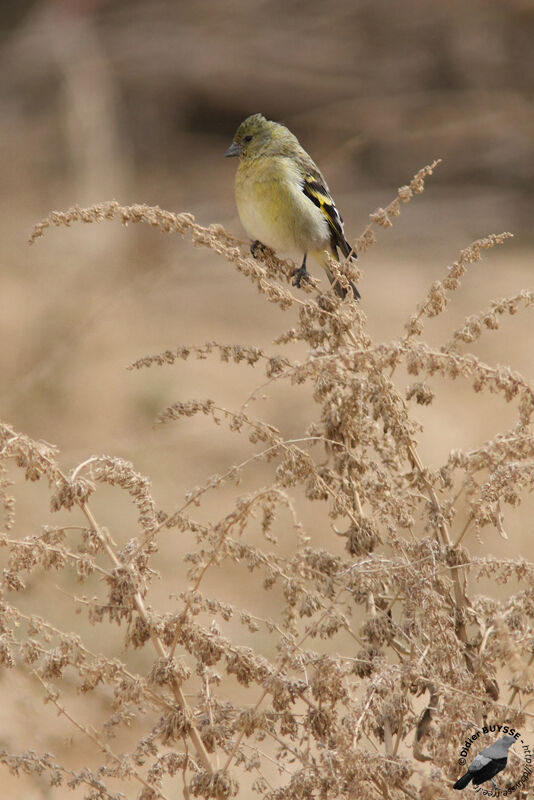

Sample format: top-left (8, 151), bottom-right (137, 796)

top-left (224, 113), bottom-right (295, 159)
top-left (501, 735), bottom-right (516, 748)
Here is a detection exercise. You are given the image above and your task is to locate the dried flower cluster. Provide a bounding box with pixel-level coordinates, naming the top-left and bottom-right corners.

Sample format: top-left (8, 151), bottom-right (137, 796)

top-left (0, 167), bottom-right (532, 800)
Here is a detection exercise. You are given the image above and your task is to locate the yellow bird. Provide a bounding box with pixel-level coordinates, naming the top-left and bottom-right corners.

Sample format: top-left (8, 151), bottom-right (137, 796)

top-left (225, 113), bottom-right (359, 299)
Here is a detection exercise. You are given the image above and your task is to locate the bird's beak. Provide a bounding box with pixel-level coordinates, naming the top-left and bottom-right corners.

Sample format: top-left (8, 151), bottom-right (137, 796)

top-left (224, 141), bottom-right (243, 158)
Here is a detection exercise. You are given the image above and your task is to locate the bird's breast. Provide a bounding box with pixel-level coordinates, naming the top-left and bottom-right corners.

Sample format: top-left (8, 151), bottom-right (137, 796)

top-left (234, 157), bottom-right (329, 256)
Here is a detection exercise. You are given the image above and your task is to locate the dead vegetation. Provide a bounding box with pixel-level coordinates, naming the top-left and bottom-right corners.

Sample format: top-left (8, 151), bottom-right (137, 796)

top-left (0, 166), bottom-right (533, 799)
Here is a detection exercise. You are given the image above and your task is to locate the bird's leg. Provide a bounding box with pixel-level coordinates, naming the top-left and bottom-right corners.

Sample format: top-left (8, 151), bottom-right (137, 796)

top-left (250, 240), bottom-right (268, 258)
top-left (491, 779), bottom-right (499, 791)
top-left (291, 254), bottom-right (309, 288)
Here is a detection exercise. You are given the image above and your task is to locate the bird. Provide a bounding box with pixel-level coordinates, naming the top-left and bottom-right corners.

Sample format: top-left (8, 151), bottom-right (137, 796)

top-left (453, 734), bottom-right (516, 790)
top-left (224, 113), bottom-right (360, 300)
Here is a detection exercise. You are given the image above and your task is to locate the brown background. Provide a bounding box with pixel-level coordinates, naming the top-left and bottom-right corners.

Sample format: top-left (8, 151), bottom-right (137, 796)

top-left (0, 1), bottom-right (533, 796)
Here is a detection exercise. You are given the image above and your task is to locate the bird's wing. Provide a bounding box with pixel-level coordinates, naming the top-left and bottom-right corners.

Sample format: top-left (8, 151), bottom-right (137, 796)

top-left (472, 758), bottom-right (508, 786)
top-left (301, 175), bottom-right (355, 260)
top-left (469, 752), bottom-right (492, 772)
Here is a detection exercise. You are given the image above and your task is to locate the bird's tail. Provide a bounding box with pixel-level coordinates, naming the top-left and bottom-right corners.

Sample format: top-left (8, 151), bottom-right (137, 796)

top-left (453, 773), bottom-right (472, 790)
top-left (315, 245), bottom-right (360, 300)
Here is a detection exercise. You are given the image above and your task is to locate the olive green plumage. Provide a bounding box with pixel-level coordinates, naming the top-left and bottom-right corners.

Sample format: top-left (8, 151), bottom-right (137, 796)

top-left (225, 114), bottom-right (359, 299)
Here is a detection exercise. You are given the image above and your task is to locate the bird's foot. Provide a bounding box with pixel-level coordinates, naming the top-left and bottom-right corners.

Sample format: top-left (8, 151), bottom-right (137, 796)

top-left (250, 240), bottom-right (268, 258)
top-left (291, 264), bottom-right (309, 289)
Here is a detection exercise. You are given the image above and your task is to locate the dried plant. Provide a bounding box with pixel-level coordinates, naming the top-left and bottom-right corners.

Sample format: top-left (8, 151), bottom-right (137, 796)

top-left (1, 163), bottom-right (533, 800)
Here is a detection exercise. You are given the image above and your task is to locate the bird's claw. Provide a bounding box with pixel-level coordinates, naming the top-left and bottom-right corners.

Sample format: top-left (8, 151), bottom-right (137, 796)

top-left (291, 264), bottom-right (309, 288)
top-left (250, 240), bottom-right (267, 258)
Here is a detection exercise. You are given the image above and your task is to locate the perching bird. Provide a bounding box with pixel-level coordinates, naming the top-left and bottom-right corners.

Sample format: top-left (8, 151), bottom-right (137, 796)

top-left (224, 113), bottom-right (359, 300)
top-left (453, 734), bottom-right (516, 790)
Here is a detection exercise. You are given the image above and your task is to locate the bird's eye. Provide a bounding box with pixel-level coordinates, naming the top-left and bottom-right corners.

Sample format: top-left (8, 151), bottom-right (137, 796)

top-left (243, 135), bottom-right (253, 143)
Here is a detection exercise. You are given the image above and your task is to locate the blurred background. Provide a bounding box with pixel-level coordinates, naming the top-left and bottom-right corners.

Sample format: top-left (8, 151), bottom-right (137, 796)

top-left (0, 0), bottom-right (533, 796)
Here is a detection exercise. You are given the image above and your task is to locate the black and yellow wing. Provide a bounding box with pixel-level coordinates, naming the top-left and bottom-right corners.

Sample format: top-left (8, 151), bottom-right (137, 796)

top-left (301, 175), bottom-right (356, 262)
top-left (301, 173), bottom-right (359, 299)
